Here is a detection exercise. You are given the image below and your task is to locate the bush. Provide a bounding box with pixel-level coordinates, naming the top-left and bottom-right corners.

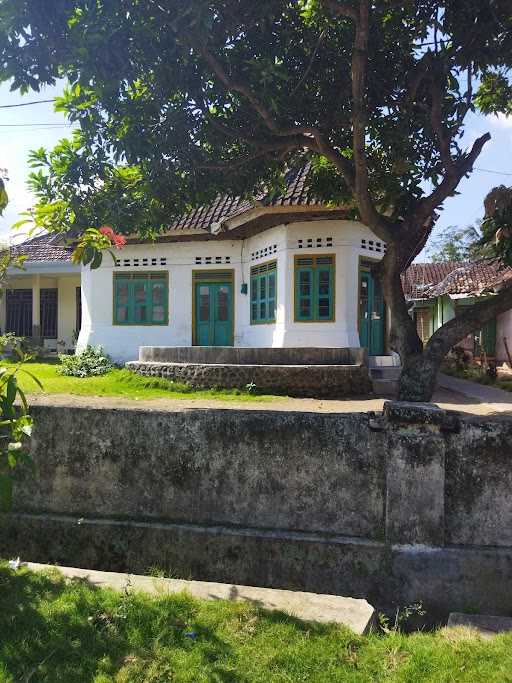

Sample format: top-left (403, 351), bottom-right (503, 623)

top-left (58, 345), bottom-right (114, 377)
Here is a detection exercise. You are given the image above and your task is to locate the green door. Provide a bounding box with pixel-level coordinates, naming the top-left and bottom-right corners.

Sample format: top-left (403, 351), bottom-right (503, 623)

top-left (359, 271), bottom-right (385, 355)
top-left (195, 280), bottom-right (233, 346)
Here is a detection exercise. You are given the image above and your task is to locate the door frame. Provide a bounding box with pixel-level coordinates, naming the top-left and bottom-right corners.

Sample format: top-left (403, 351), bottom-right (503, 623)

top-left (192, 269), bottom-right (235, 346)
top-left (358, 257), bottom-right (387, 355)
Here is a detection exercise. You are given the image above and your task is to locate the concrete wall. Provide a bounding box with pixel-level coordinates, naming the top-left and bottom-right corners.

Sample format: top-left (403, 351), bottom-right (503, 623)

top-left (2, 401), bottom-right (512, 617)
top-left (77, 220), bottom-right (384, 362)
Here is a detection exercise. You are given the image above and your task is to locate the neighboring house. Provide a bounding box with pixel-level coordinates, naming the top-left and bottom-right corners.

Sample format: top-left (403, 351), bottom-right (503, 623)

top-left (76, 167), bottom-right (389, 362)
top-left (1, 233), bottom-right (81, 352)
top-left (404, 259), bottom-right (512, 363)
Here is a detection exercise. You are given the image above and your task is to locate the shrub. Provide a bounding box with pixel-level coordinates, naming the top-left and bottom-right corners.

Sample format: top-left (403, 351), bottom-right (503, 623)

top-left (58, 345), bottom-right (114, 378)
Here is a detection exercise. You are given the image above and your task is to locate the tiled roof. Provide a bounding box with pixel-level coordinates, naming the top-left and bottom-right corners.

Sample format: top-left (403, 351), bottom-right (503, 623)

top-left (11, 233), bottom-right (73, 262)
top-left (425, 258), bottom-right (512, 298)
top-left (401, 262), bottom-right (462, 300)
top-left (171, 164), bottom-right (317, 232)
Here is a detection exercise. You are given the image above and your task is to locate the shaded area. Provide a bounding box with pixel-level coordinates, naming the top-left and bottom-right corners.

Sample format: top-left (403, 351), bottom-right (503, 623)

top-left (1, 562), bottom-right (512, 682)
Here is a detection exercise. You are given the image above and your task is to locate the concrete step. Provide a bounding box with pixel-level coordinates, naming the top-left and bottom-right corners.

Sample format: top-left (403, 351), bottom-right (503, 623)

top-left (368, 354), bottom-right (401, 368)
top-left (369, 367), bottom-right (401, 380)
top-left (25, 562), bottom-right (376, 634)
top-left (448, 613), bottom-right (512, 639)
top-left (372, 378), bottom-right (399, 397)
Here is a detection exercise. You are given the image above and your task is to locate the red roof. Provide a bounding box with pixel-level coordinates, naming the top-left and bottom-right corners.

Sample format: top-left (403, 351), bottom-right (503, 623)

top-left (401, 262), bottom-right (462, 300)
top-left (11, 233), bottom-right (73, 262)
top-left (425, 258), bottom-right (512, 297)
top-left (171, 164), bottom-right (318, 232)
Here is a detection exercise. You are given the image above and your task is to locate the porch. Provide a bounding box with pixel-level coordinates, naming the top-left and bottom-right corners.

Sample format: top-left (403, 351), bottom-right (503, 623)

top-left (1, 270), bottom-right (81, 353)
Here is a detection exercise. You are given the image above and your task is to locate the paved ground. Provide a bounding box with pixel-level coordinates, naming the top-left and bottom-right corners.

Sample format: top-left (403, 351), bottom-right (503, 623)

top-left (25, 374), bottom-right (512, 416)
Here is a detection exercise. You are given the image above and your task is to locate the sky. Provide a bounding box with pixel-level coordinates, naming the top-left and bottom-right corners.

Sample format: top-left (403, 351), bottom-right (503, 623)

top-left (0, 80), bottom-right (511, 257)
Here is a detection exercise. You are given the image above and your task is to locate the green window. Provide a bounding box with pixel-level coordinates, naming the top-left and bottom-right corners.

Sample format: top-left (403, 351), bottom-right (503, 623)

top-left (251, 261), bottom-right (277, 324)
top-left (294, 255), bottom-right (334, 322)
top-left (114, 272), bottom-right (168, 325)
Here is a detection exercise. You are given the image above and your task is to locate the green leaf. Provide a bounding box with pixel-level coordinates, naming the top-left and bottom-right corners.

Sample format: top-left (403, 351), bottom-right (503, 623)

top-left (90, 249), bottom-right (103, 269)
top-left (20, 369), bottom-right (44, 390)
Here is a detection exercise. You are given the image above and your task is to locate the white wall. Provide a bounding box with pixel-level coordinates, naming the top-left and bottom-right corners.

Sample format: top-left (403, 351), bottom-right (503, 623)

top-left (497, 309), bottom-right (512, 364)
top-left (77, 220), bottom-right (385, 362)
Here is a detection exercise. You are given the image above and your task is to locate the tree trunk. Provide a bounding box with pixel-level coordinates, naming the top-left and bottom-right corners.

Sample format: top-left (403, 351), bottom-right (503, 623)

top-left (377, 247), bottom-right (437, 400)
top-left (397, 351), bottom-right (442, 402)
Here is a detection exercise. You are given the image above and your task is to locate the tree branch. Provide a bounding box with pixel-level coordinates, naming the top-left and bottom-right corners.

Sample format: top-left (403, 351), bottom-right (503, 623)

top-left (321, 0), bottom-right (359, 21)
top-left (426, 281), bottom-right (512, 359)
top-left (412, 132), bottom-right (491, 226)
top-left (192, 35), bottom-right (361, 198)
top-left (290, 29), bottom-right (327, 98)
top-left (194, 141), bottom-right (306, 172)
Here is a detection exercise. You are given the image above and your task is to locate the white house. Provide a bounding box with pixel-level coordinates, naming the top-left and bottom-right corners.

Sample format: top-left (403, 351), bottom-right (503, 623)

top-left (76, 167), bottom-right (388, 362)
top-left (2, 233), bottom-right (81, 351)
top-left (0, 168), bottom-right (388, 367)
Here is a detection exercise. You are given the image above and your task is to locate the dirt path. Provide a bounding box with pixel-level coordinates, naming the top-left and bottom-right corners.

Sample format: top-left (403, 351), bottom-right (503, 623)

top-left (25, 385), bottom-right (512, 416)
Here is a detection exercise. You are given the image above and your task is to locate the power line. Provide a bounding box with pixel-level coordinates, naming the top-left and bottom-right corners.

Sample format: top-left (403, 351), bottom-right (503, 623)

top-left (0, 98), bottom-right (56, 109)
top-left (0, 123), bottom-right (71, 127)
top-left (475, 167), bottom-right (512, 176)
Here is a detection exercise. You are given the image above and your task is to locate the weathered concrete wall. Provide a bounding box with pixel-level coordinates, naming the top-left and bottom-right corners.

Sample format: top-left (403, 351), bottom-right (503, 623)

top-left (1, 401), bottom-right (512, 617)
top-left (126, 361), bottom-right (372, 398)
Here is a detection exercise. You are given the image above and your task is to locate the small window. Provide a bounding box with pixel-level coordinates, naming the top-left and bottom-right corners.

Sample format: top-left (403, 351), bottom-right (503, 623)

top-left (113, 272), bottom-right (168, 325)
top-left (250, 261), bottom-right (277, 324)
top-left (294, 255), bottom-right (334, 322)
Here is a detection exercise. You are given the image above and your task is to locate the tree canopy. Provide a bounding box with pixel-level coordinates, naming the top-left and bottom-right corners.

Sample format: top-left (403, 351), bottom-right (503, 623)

top-left (0, 1), bottom-right (510, 250)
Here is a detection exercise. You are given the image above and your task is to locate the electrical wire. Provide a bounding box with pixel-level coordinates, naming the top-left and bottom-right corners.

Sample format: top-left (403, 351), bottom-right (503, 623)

top-left (0, 99), bottom-right (56, 109)
top-left (0, 123), bottom-right (70, 127)
top-left (474, 168), bottom-right (512, 176)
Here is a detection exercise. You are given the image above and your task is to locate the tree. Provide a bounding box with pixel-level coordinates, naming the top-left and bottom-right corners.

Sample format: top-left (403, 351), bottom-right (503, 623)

top-left (426, 223), bottom-right (491, 263)
top-left (0, 173), bottom-right (37, 511)
top-left (0, 0), bottom-right (511, 400)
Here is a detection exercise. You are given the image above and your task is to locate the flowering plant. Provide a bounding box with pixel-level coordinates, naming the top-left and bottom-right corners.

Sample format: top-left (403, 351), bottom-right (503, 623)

top-left (72, 225), bottom-right (126, 269)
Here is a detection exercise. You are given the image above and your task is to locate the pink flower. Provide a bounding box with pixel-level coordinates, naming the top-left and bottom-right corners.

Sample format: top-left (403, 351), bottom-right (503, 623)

top-left (112, 234), bottom-right (126, 248)
top-left (99, 225), bottom-right (115, 239)
top-left (99, 225), bottom-right (126, 249)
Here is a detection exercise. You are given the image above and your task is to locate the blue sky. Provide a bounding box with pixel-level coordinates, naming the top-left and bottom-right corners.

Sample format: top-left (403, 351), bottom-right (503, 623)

top-left (0, 80), bottom-right (511, 258)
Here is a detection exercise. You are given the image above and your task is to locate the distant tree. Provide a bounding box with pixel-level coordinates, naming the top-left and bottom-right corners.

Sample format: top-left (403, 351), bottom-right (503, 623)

top-left (426, 223), bottom-right (491, 263)
top-left (1, 1), bottom-right (511, 400)
top-left (0, 168), bottom-right (8, 216)
top-left (481, 185), bottom-right (512, 263)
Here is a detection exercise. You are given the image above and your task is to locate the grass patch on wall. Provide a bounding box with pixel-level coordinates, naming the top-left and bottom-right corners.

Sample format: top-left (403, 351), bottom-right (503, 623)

top-left (1, 562), bottom-right (511, 682)
top-left (1, 359), bottom-right (277, 402)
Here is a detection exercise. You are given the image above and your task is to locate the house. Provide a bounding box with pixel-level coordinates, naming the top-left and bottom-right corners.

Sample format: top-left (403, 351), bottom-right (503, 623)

top-left (1, 233), bottom-right (81, 352)
top-left (75, 167), bottom-right (389, 364)
top-left (403, 259), bottom-right (512, 364)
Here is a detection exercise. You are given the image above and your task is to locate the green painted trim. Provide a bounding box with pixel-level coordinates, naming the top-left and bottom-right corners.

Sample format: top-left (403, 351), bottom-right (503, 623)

top-left (293, 254), bottom-right (335, 323)
top-left (113, 271), bottom-right (169, 326)
top-left (192, 269), bottom-right (235, 345)
top-left (250, 260), bottom-right (277, 325)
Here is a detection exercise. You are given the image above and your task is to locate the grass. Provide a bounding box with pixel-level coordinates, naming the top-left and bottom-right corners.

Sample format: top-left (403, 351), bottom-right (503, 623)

top-left (1, 563), bottom-right (512, 682)
top-left (1, 359), bottom-right (278, 402)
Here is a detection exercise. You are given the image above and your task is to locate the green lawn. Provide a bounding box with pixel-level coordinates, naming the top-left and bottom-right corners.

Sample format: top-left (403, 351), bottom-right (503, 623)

top-left (0, 563), bottom-right (511, 682)
top-left (2, 359), bottom-right (277, 402)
